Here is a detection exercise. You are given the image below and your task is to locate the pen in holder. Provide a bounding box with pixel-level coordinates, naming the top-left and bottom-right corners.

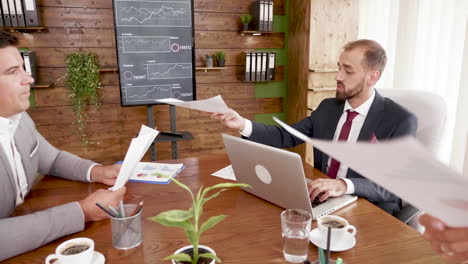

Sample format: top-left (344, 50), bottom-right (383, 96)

top-left (311, 227), bottom-right (344, 264)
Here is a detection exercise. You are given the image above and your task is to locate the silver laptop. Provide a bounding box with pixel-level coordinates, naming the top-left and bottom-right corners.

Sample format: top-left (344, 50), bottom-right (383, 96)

top-left (222, 134), bottom-right (357, 220)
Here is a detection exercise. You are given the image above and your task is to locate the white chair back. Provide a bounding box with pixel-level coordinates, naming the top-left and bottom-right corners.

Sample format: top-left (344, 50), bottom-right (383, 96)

top-left (378, 89), bottom-right (446, 155)
top-left (464, 134), bottom-right (468, 176)
top-left (378, 89), bottom-right (446, 233)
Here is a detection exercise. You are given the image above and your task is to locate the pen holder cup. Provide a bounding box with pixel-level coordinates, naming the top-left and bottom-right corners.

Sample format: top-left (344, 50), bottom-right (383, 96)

top-left (110, 204), bottom-right (143, 249)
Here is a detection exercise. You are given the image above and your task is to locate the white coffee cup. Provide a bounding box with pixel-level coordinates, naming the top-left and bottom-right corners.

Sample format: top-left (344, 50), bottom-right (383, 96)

top-left (45, 237), bottom-right (94, 264)
top-left (317, 215), bottom-right (357, 246)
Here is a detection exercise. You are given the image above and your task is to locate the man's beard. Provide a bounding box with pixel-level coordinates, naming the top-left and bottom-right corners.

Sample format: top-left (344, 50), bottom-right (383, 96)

top-left (336, 79), bottom-right (365, 101)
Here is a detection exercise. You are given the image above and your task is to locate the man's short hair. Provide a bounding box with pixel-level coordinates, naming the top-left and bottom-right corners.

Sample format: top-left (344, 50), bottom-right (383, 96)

top-left (343, 39), bottom-right (387, 76)
top-left (0, 30), bottom-right (18, 48)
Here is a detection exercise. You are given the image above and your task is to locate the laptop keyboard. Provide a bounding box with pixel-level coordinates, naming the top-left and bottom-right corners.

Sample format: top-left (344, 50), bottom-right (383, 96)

top-left (311, 193), bottom-right (327, 208)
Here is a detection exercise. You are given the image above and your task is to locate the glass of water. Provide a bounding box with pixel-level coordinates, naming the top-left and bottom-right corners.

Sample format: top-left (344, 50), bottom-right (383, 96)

top-left (281, 209), bottom-right (312, 263)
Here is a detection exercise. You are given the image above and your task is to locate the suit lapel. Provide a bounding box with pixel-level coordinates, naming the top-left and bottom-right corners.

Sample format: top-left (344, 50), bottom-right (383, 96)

top-left (320, 100), bottom-right (345, 171)
top-left (0, 141), bottom-right (18, 205)
top-left (13, 115), bottom-right (35, 188)
top-left (358, 91), bottom-right (385, 141)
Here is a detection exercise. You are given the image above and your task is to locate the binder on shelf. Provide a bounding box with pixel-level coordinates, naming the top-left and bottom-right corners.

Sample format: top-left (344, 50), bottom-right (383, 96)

top-left (256, 52), bottom-right (262, 81)
top-left (21, 50), bottom-right (37, 83)
top-left (7, 0), bottom-right (18, 27)
top-left (245, 52), bottom-right (251, 82)
top-left (250, 1), bottom-right (264, 31)
top-left (1, 0), bottom-right (11, 27)
top-left (267, 0), bottom-right (273, 31)
top-left (267, 52), bottom-right (276, 81)
top-left (0, 1), bottom-right (4, 27)
top-left (22, 0), bottom-right (39, 26)
top-left (261, 52), bottom-right (267, 81)
top-left (14, 0), bottom-right (25, 27)
top-left (251, 52), bottom-right (257, 81)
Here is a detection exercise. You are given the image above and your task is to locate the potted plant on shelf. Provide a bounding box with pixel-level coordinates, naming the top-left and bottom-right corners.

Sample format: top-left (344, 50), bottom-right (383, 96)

top-left (240, 14), bottom-right (252, 31)
top-left (205, 54), bottom-right (214, 68)
top-left (149, 177), bottom-right (250, 264)
top-left (65, 52), bottom-right (101, 145)
top-left (214, 51), bottom-right (225, 68)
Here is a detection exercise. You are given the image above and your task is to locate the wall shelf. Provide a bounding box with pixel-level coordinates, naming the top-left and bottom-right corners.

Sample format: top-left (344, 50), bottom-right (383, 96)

top-left (196, 67), bottom-right (227, 73)
top-left (1, 27), bottom-right (48, 33)
top-left (309, 68), bottom-right (339, 73)
top-left (308, 87), bottom-right (336, 92)
top-left (100, 67), bottom-right (119, 73)
top-left (32, 83), bottom-right (54, 89)
top-left (240, 31), bottom-right (279, 36)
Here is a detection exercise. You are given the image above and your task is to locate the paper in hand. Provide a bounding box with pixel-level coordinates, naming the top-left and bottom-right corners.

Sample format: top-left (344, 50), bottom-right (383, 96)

top-left (156, 95), bottom-right (229, 113)
top-left (273, 116), bottom-right (468, 227)
top-left (111, 125), bottom-right (159, 191)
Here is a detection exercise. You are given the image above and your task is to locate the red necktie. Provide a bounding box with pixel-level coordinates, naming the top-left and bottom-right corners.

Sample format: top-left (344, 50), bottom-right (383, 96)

top-left (327, 110), bottom-right (359, 178)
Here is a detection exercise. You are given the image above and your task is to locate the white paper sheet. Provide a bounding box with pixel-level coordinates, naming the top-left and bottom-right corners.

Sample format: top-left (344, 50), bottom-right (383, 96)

top-left (156, 95), bottom-right (229, 113)
top-left (273, 117), bottom-right (468, 227)
top-left (211, 165), bottom-right (236, 181)
top-left (110, 125), bottom-right (159, 191)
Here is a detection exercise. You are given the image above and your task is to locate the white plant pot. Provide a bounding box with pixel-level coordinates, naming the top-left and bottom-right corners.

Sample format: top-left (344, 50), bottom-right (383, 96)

top-left (171, 245), bottom-right (216, 264)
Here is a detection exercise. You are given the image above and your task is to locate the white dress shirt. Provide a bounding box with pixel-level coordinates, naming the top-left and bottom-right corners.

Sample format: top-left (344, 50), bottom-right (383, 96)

top-left (0, 114), bottom-right (29, 206)
top-left (240, 90), bottom-right (376, 194)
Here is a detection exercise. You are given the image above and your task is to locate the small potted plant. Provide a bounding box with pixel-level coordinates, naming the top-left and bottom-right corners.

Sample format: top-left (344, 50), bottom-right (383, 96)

top-left (214, 51), bottom-right (225, 67)
top-left (149, 177), bottom-right (250, 264)
top-left (205, 54), bottom-right (214, 68)
top-left (240, 14), bottom-right (252, 31)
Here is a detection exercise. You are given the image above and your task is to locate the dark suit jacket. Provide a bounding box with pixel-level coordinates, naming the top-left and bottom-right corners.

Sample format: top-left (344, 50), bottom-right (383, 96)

top-left (248, 91), bottom-right (418, 215)
top-left (0, 112), bottom-right (95, 261)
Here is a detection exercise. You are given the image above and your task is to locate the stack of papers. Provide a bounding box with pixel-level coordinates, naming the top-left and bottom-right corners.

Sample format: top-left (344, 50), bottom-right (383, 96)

top-left (129, 162), bottom-right (185, 184)
top-left (110, 125), bottom-right (159, 191)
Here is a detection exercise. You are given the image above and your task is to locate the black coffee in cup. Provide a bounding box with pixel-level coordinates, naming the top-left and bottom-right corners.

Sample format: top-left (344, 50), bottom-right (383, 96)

top-left (322, 220), bottom-right (345, 229)
top-left (61, 244), bottom-right (90, 255)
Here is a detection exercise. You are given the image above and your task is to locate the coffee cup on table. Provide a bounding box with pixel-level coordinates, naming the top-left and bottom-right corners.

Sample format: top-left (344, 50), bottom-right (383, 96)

top-left (317, 215), bottom-right (356, 246)
top-left (45, 237), bottom-right (94, 264)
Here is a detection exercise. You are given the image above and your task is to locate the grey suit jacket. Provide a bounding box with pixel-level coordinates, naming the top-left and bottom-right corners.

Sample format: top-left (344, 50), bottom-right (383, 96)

top-left (248, 91), bottom-right (418, 215)
top-left (0, 112), bottom-right (95, 261)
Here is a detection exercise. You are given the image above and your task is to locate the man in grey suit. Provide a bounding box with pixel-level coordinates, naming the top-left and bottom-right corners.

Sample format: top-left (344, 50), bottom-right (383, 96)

top-left (212, 39), bottom-right (417, 216)
top-left (0, 30), bottom-right (127, 260)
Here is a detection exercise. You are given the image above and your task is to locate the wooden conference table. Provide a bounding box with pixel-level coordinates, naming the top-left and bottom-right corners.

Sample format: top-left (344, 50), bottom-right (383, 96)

top-left (9, 155), bottom-right (442, 263)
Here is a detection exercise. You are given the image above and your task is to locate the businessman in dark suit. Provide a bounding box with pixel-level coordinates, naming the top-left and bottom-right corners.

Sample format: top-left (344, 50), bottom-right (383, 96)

top-left (0, 30), bottom-right (126, 260)
top-left (212, 39), bottom-right (417, 216)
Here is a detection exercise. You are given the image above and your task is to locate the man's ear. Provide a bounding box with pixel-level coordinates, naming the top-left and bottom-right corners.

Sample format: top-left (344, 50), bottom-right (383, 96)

top-left (367, 70), bottom-right (380, 86)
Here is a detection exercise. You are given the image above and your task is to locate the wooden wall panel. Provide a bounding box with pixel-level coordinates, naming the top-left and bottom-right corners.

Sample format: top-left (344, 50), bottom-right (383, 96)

top-left (24, 0), bottom-right (285, 163)
top-left (40, 0), bottom-right (286, 14)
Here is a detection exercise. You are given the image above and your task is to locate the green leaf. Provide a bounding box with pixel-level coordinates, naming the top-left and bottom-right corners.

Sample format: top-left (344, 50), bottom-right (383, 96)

top-left (201, 183), bottom-right (250, 200)
top-left (163, 253), bottom-right (193, 262)
top-left (184, 228), bottom-right (198, 246)
top-left (171, 177), bottom-right (195, 200)
top-left (200, 215), bottom-right (227, 234)
top-left (199, 253), bottom-right (221, 263)
top-left (148, 214), bottom-right (192, 229)
top-left (152, 209), bottom-right (193, 222)
top-left (201, 189), bottom-right (227, 206)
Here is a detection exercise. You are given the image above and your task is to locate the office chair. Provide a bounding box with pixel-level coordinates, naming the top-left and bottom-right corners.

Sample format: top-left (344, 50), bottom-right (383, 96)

top-left (378, 88), bottom-right (446, 231)
top-left (464, 133), bottom-right (468, 176)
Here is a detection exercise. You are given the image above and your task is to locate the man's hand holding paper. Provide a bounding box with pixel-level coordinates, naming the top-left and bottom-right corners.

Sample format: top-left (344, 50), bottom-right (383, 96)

top-left (111, 125), bottom-right (159, 191)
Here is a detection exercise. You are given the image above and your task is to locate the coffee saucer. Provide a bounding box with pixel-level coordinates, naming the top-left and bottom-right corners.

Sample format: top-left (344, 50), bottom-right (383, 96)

top-left (309, 228), bottom-right (356, 252)
top-left (56, 251), bottom-right (105, 264)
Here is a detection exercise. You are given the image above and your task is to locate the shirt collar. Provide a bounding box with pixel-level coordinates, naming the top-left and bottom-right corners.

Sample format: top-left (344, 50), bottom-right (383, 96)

top-left (0, 113), bottom-right (22, 136)
top-left (343, 89), bottom-right (376, 117)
